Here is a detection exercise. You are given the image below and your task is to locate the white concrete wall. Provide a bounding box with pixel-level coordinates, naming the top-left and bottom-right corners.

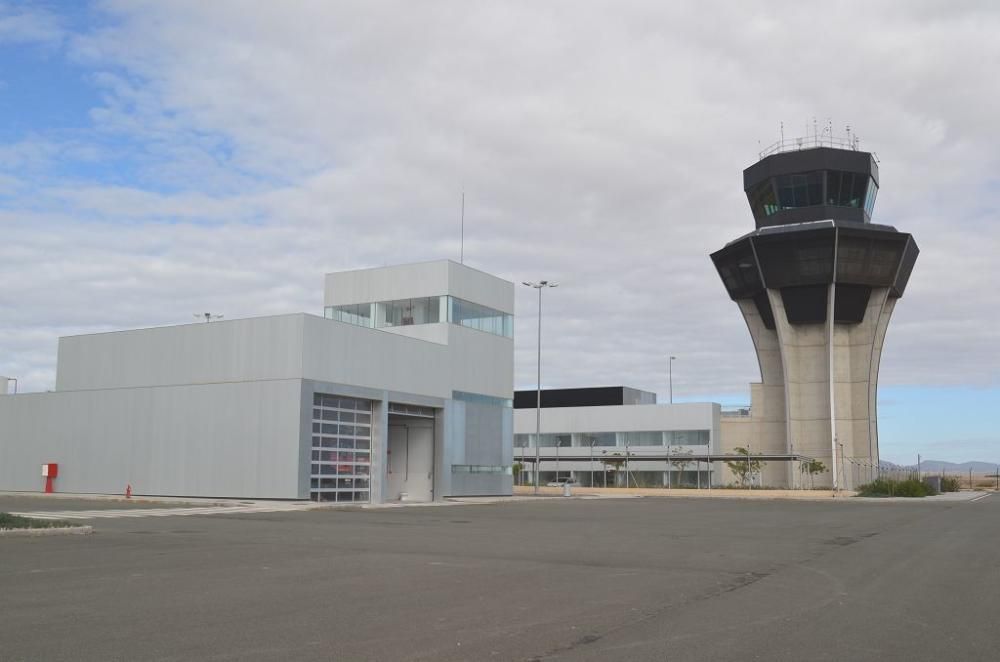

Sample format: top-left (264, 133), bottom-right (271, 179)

top-left (56, 313), bottom-right (513, 403)
top-left (56, 315), bottom-right (306, 392)
top-left (0, 379), bottom-right (303, 498)
top-left (721, 286), bottom-right (895, 490)
top-left (300, 315), bottom-right (454, 399)
top-left (444, 325), bottom-right (514, 401)
top-left (447, 261), bottom-right (514, 314)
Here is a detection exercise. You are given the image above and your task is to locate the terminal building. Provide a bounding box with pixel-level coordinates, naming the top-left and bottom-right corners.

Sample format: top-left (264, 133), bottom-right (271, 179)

top-left (0, 260), bottom-right (515, 503)
top-left (711, 142), bottom-right (918, 489)
top-left (513, 387), bottom-right (722, 487)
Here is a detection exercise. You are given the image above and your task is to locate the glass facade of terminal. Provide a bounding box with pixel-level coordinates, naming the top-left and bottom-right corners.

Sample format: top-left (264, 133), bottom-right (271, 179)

top-left (512, 428), bottom-right (714, 488)
top-left (514, 429), bottom-right (710, 448)
top-left (325, 295), bottom-right (512, 338)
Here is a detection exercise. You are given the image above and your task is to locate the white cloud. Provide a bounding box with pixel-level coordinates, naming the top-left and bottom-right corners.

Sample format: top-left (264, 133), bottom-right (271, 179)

top-left (0, 2), bottom-right (64, 46)
top-left (1, 0), bottom-right (999, 404)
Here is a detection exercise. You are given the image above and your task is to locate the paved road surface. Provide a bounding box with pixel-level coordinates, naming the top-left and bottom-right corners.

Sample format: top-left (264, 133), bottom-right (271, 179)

top-left (1, 494), bottom-right (996, 661)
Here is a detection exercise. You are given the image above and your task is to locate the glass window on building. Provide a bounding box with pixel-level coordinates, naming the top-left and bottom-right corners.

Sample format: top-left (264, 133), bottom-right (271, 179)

top-left (665, 430), bottom-right (710, 446)
top-left (827, 170), bottom-right (868, 208)
top-left (748, 179), bottom-right (779, 217)
top-left (375, 297), bottom-right (443, 328)
top-left (623, 431), bottom-right (664, 447)
top-left (579, 432), bottom-right (616, 447)
top-left (327, 295), bottom-right (510, 338)
top-left (537, 434), bottom-right (571, 447)
top-left (863, 177), bottom-right (878, 215)
top-left (514, 434), bottom-right (571, 447)
top-left (449, 296), bottom-right (513, 338)
top-left (325, 303), bottom-right (373, 327)
top-left (776, 171), bottom-right (823, 209)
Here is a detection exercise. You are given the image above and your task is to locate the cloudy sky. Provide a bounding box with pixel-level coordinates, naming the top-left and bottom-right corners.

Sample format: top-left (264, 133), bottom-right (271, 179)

top-left (1, 1), bottom-right (998, 464)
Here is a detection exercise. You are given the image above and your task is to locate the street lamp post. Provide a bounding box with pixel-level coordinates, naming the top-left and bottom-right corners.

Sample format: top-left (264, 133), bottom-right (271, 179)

top-left (523, 280), bottom-right (558, 494)
top-left (668, 356), bottom-right (677, 404)
top-left (589, 438), bottom-right (595, 488)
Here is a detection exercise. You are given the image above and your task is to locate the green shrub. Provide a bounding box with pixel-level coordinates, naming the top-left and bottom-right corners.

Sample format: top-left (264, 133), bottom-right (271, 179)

top-left (0, 513), bottom-right (74, 530)
top-left (857, 478), bottom-right (937, 498)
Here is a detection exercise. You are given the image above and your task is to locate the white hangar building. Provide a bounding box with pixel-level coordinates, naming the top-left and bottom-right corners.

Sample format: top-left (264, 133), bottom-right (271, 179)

top-left (0, 260), bottom-right (515, 504)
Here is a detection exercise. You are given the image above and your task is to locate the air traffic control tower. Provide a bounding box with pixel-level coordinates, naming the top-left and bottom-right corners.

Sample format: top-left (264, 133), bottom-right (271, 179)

top-left (711, 140), bottom-right (918, 490)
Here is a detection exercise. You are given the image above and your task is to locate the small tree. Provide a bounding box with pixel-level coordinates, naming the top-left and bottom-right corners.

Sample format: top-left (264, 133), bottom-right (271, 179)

top-left (724, 446), bottom-right (765, 487)
top-left (512, 462), bottom-right (524, 486)
top-left (800, 459), bottom-right (826, 489)
top-left (669, 449), bottom-right (694, 487)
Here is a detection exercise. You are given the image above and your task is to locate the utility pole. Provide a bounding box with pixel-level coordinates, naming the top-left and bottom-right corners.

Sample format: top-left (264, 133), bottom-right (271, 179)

top-left (589, 438), bottom-right (595, 488)
top-left (668, 356), bottom-right (677, 404)
top-left (523, 281), bottom-right (558, 494)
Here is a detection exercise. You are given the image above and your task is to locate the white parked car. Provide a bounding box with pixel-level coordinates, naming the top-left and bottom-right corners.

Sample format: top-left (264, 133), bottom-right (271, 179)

top-left (546, 478), bottom-right (579, 487)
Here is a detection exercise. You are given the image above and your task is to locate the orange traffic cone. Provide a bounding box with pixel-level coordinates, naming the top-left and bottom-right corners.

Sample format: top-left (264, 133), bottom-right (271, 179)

top-left (125, 484), bottom-right (132, 499)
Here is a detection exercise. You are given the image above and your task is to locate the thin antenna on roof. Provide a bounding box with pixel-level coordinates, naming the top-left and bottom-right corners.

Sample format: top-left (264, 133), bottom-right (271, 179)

top-left (779, 121), bottom-right (784, 144)
top-left (460, 190), bottom-right (465, 264)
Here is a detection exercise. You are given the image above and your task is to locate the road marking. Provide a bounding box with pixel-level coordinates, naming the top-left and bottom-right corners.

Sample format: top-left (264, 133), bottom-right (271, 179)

top-left (10, 503), bottom-right (312, 520)
top-left (969, 493), bottom-right (991, 503)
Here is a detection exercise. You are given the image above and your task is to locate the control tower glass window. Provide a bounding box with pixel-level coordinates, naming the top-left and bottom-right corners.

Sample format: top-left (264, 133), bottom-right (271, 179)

top-left (775, 171), bottom-right (823, 209)
top-left (748, 179), bottom-right (779, 217)
top-left (863, 177), bottom-right (878, 215)
top-left (826, 170), bottom-right (868, 208)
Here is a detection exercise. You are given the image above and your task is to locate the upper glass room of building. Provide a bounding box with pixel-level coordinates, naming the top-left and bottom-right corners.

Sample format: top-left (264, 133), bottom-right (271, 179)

top-left (322, 260), bottom-right (515, 339)
top-left (325, 295), bottom-right (513, 338)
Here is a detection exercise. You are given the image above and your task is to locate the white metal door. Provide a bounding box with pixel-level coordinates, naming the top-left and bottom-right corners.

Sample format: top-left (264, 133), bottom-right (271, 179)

top-left (387, 424), bottom-right (408, 500)
top-left (406, 426), bottom-right (434, 502)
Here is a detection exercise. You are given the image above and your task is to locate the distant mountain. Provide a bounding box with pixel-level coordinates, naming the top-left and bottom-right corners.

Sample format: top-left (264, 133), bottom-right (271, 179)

top-left (881, 460), bottom-right (998, 473)
top-left (918, 460), bottom-right (998, 473)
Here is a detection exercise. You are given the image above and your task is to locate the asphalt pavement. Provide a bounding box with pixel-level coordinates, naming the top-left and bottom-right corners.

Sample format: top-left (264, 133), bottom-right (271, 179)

top-left (1, 493), bottom-right (996, 661)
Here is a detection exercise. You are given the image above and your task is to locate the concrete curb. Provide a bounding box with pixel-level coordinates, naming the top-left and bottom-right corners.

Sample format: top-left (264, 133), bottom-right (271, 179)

top-left (0, 491), bottom-right (230, 507)
top-left (0, 525), bottom-right (93, 537)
